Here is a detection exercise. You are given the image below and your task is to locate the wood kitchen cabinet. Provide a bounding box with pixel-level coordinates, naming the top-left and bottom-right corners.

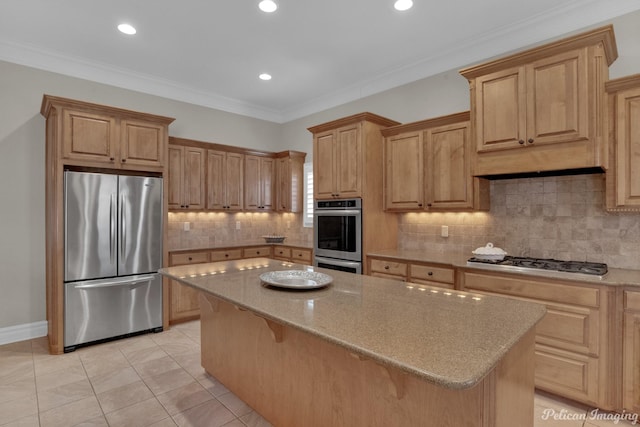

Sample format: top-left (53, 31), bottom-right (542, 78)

top-left (367, 256), bottom-right (455, 289)
top-left (169, 252), bottom-right (209, 323)
top-left (207, 149), bottom-right (244, 211)
top-left (459, 25), bottom-right (617, 176)
top-left (382, 112), bottom-right (489, 211)
top-left (242, 246), bottom-right (271, 259)
top-left (245, 155), bottom-right (275, 211)
top-left (275, 151), bottom-right (306, 213)
top-left (605, 74), bottom-right (640, 211)
top-left (309, 113), bottom-right (401, 268)
top-left (309, 113), bottom-right (400, 200)
top-left (46, 97), bottom-right (172, 172)
top-left (623, 289), bottom-right (640, 414)
top-left (272, 245), bottom-right (312, 264)
top-left (41, 95), bottom-right (174, 354)
top-left (167, 144), bottom-right (206, 210)
top-left (459, 270), bottom-right (617, 410)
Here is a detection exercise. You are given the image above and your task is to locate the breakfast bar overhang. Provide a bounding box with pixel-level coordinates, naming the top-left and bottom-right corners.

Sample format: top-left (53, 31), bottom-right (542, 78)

top-left (160, 258), bottom-right (546, 427)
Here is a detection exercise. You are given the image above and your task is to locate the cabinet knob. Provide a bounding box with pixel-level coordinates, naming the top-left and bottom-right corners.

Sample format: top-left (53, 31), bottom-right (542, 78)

top-left (225, 254), bottom-right (229, 258)
top-left (528, 138), bottom-right (534, 144)
top-left (384, 265), bottom-right (390, 270)
top-left (427, 203), bottom-right (432, 207)
top-left (257, 251), bottom-right (260, 254)
top-left (188, 257), bottom-right (193, 261)
top-left (518, 139), bottom-right (525, 145)
top-left (428, 271), bottom-right (433, 276)
top-left (418, 203), bottom-right (423, 207)
top-left (110, 157), bottom-right (115, 161)
top-left (186, 205), bottom-right (189, 208)
top-left (181, 205), bottom-right (185, 208)
top-left (122, 158), bottom-right (127, 163)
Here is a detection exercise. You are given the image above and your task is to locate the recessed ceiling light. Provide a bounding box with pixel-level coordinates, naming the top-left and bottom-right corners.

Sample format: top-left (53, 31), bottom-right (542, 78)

top-left (259, 0), bottom-right (277, 13)
top-left (394, 0), bottom-right (413, 11)
top-left (117, 23), bottom-right (137, 35)
top-left (259, 73), bottom-right (272, 81)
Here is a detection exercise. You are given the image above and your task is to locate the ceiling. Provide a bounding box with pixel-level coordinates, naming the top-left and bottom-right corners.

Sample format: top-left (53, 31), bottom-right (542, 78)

top-left (1, 0), bottom-right (639, 123)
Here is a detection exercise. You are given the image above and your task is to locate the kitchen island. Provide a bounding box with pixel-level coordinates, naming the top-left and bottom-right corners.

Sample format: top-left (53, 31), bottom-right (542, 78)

top-left (160, 258), bottom-right (546, 427)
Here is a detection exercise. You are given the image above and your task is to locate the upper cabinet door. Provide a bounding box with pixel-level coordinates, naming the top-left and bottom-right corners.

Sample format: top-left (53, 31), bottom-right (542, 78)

top-left (120, 119), bottom-right (166, 169)
top-left (336, 124), bottom-right (362, 198)
top-left (167, 145), bottom-right (185, 209)
top-left (614, 85), bottom-right (640, 209)
top-left (62, 109), bottom-right (118, 164)
top-left (384, 132), bottom-right (424, 210)
top-left (183, 147), bottom-right (206, 209)
top-left (224, 152), bottom-right (244, 211)
top-left (206, 150), bottom-right (226, 210)
top-left (425, 121), bottom-right (473, 209)
top-left (526, 48), bottom-right (589, 147)
top-left (313, 131), bottom-right (337, 199)
top-left (474, 66), bottom-right (526, 152)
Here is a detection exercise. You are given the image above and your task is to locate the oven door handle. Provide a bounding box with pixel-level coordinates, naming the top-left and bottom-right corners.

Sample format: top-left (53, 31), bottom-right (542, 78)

top-left (314, 210), bottom-right (361, 216)
top-left (314, 256), bottom-right (362, 268)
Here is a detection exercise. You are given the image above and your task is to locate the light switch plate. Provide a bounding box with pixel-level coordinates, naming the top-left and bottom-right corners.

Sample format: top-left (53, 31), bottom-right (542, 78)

top-left (183, 222), bottom-right (190, 231)
top-left (441, 225), bottom-right (449, 237)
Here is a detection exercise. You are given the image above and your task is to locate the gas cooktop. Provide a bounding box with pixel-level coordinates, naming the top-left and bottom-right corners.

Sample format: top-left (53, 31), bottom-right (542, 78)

top-left (467, 256), bottom-right (608, 278)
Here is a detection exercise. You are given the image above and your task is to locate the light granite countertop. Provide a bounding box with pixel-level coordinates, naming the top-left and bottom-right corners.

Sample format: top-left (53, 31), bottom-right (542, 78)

top-left (160, 258), bottom-right (545, 390)
top-left (367, 249), bottom-right (640, 287)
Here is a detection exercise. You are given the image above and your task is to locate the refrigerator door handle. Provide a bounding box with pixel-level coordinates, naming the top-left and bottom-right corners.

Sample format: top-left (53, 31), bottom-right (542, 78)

top-left (73, 275), bottom-right (156, 289)
top-left (120, 194), bottom-right (126, 262)
top-left (110, 194), bottom-right (116, 265)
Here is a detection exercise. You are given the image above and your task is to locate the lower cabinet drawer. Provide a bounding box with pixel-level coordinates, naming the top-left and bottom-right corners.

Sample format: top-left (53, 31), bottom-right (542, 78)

top-left (535, 345), bottom-right (598, 405)
top-left (291, 249), bottom-right (312, 263)
top-left (410, 264), bottom-right (454, 284)
top-left (273, 247), bottom-right (292, 260)
top-left (536, 302), bottom-right (599, 355)
top-left (210, 249), bottom-right (243, 262)
top-left (625, 290), bottom-right (640, 311)
top-left (370, 259), bottom-right (408, 276)
top-left (243, 246), bottom-right (271, 258)
top-left (170, 251), bottom-right (209, 265)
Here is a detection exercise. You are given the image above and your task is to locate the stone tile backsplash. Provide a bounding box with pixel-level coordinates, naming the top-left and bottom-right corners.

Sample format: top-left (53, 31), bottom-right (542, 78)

top-left (398, 174), bottom-right (640, 270)
top-left (167, 211), bottom-right (312, 251)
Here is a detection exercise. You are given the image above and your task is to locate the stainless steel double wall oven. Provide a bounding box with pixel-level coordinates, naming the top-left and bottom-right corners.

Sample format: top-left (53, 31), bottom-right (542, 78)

top-left (313, 198), bottom-right (362, 274)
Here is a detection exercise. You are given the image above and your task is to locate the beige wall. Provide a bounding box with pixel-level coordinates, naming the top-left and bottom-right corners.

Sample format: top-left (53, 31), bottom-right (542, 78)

top-left (1, 10), bottom-right (639, 330)
top-left (0, 62), bottom-right (282, 329)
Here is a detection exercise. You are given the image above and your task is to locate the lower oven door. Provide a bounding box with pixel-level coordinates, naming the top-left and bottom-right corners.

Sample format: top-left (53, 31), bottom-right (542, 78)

top-left (314, 256), bottom-right (362, 274)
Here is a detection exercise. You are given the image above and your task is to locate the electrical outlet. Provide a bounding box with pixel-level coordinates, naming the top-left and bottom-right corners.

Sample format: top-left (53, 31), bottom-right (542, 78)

top-left (286, 221), bottom-right (291, 229)
top-left (183, 222), bottom-right (190, 231)
top-left (236, 221), bottom-right (241, 230)
top-left (441, 225), bottom-right (449, 237)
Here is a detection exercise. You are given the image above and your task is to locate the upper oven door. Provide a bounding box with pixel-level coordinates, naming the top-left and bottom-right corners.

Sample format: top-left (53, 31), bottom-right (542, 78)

top-left (313, 208), bottom-right (362, 262)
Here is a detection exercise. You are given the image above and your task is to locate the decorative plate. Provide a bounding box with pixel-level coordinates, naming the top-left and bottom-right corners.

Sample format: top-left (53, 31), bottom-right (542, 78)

top-left (259, 270), bottom-right (333, 290)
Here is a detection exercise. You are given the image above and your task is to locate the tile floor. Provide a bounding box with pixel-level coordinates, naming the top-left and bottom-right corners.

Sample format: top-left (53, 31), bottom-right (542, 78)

top-left (0, 320), bottom-right (636, 427)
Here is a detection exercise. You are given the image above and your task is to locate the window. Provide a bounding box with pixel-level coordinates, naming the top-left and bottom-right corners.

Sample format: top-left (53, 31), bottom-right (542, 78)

top-left (303, 162), bottom-right (313, 227)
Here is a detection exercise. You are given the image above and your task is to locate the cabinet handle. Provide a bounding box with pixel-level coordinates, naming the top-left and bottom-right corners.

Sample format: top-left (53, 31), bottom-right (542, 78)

top-left (427, 203), bottom-right (432, 207)
top-left (418, 203), bottom-right (423, 207)
top-left (180, 205), bottom-right (185, 208)
top-left (518, 139), bottom-right (525, 145)
top-left (528, 138), bottom-right (534, 144)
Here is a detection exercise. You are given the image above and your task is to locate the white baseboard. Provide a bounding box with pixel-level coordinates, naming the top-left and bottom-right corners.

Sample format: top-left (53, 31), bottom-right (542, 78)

top-left (0, 321), bottom-right (48, 346)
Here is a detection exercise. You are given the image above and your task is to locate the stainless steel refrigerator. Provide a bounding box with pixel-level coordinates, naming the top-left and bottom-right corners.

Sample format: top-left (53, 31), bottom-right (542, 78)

top-left (63, 171), bottom-right (163, 351)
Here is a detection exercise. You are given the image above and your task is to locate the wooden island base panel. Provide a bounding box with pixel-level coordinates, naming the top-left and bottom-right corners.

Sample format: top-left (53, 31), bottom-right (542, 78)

top-left (199, 294), bottom-right (536, 427)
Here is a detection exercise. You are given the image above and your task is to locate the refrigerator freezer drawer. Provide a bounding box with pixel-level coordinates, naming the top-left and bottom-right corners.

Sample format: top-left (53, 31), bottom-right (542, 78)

top-left (64, 274), bottom-right (163, 349)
